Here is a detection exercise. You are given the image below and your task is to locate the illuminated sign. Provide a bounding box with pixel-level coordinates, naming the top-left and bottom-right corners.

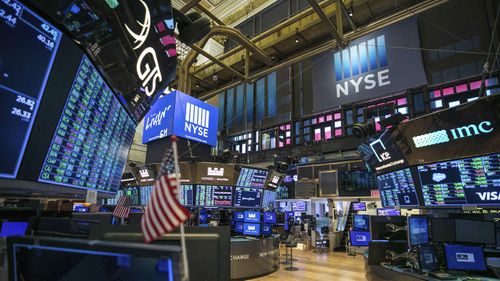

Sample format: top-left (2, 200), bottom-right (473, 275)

top-left (412, 121), bottom-right (494, 148)
top-left (142, 94), bottom-right (175, 143)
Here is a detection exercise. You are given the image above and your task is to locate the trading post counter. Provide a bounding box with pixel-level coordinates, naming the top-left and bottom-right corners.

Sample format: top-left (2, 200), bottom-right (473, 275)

top-left (230, 235), bottom-right (280, 280)
top-left (364, 254), bottom-right (500, 281)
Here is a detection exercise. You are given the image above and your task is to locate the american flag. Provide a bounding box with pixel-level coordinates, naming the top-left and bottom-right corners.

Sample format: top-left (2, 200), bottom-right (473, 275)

top-left (141, 146), bottom-right (189, 243)
top-left (112, 196), bottom-right (131, 219)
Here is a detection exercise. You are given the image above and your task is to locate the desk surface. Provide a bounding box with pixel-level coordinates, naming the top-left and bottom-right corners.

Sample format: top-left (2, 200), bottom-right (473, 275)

top-left (380, 263), bottom-right (500, 281)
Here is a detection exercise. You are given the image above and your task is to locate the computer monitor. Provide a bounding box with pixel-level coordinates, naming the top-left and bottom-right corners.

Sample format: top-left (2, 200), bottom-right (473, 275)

top-left (370, 216), bottom-right (407, 241)
top-left (234, 212), bottom-right (244, 222)
top-left (376, 208), bottom-right (401, 216)
top-left (367, 241), bottom-right (408, 265)
top-left (199, 210), bottom-right (208, 224)
top-left (444, 245), bottom-right (487, 271)
top-left (0, 222), bottom-right (29, 237)
top-left (72, 203), bottom-right (91, 213)
top-left (350, 231), bottom-right (371, 246)
top-left (243, 211), bottom-right (260, 223)
top-left (431, 218), bottom-right (455, 242)
top-left (263, 212), bottom-right (276, 224)
top-left (408, 216), bottom-right (429, 246)
top-left (234, 222), bottom-right (243, 233)
top-left (418, 245), bottom-right (439, 272)
top-left (262, 224), bottom-right (272, 236)
top-left (353, 215), bottom-right (370, 231)
top-left (7, 236), bottom-right (183, 281)
top-left (455, 219), bottom-right (496, 245)
top-left (352, 202), bottom-right (366, 211)
top-left (243, 223), bottom-right (260, 236)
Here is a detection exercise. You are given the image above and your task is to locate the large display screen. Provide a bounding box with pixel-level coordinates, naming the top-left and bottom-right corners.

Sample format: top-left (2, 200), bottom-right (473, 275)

top-left (140, 186), bottom-right (153, 206)
top-left (377, 168), bottom-right (420, 207)
top-left (244, 211), bottom-right (260, 223)
top-left (350, 230), bottom-right (371, 246)
top-left (123, 187), bottom-right (141, 205)
top-left (38, 56), bottom-right (135, 193)
top-left (243, 223), bottom-right (260, 236)
top-left (236, 167), bottom-right (268, 188)
top-left (291, 201), bottom-right (307, 212)
top-left (339, 170), bottom-right (377, 197)
top-left (179, 185), bottom-right (194, 206)
top-left (233, 187), bottom-right (262, 208)
top-left (353, 214), bottom-right (370, 231)
top-left (194, 185), bottom-right (232, 207)
top-left (0, 0), bottom-right (62, 178)
top-left (418, 153), bottom-right (500, 206)
top-left (444, 245), bottom-right (486, 271)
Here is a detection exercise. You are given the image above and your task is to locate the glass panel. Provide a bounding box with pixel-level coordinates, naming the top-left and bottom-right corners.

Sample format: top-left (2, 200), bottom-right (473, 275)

top-left (455, 84), bottom-right (468, 93)
top-left (318, 116), bottom-right (325, 123)
top-left (334, 121), bottom-right (342, 128)
top-left (325, 126), bottom-right (332, 140)
top-left (314, 128), bottom-right (322, 141)
top-left (431, 99), bottom-right (443, 109)
top-left (334, 112), bottom-right (341, 120)
top-left (267, 72), bottom-right (277, 116)
top-left (413, 92), bottom-right (425, 113)
top-left (443, 87), bottom-right (454, 96)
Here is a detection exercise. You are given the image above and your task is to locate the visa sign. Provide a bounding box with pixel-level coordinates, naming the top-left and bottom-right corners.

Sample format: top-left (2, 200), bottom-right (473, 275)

top-left (142, 90), bottom-right (218, 146)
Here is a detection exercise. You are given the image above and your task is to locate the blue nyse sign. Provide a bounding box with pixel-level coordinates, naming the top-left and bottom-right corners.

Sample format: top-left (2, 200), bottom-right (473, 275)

top-left (312, 17), bottom-right (427, 112)
top-left (142, 90), bottom-right (218, 146)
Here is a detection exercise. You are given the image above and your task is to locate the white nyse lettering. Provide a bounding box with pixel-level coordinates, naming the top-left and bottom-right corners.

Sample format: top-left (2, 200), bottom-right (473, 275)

top-left (136, 47), bottom-right (162, 96)
top-left (124, 0), bottom-right (151, 50)
top-left (378, 69), bottom-right (391, 86)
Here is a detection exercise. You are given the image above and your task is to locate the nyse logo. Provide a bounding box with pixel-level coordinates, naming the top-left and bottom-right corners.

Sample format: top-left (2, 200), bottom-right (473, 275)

top-left (139, 169), bottom-right (149, 178)
top-left (476, 191), bottom-right (500, 201)
top-left (334, 35), bottom-right (390, 98)
top-left (207, 167), bottom-right (224, 176)
top-left (248, 225), bottom-right (256, 231)
top-left (248, 213), bottom-right (256, 218)
top-left (184, 102), bottom-right (210, 138)
top-left (413, 121), bottom-right (494, 148)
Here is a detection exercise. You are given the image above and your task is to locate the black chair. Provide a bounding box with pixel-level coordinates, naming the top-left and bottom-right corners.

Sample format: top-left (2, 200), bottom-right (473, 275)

top-left (284, 238), bottom-right (300, 271)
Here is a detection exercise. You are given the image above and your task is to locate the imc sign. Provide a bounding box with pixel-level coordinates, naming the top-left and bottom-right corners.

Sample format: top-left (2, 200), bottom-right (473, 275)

top-left (312, 17), bottom-right (427, 111)
top-left (142, 90), bottom-right (218, 146)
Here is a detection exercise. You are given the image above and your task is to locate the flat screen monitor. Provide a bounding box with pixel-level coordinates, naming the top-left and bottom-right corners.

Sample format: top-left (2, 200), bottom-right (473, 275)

top-left (294, 181), bottom-right (317, 198)
top-left (123, 187), bottom-right (141, 205)
top-left (418, 245), bottom-right (439, 272)
top-left (263, 212), bottom-right (276, 224)
top-left (353, 215), bottom-right (370, 231)
top-left (243, 223), bottom-right (260, 236)
top-left (339, 170), bottom-right (376, 197)
top-left (418, 153), bottom-right (500, 206)
top-left (291, 201), bottom-right (307, 212)
top-left (370, 215), bottom-right (407, 241)
top-left (408, 216), bottom-right (429, 246)
top-left (195, 185), bottom-right (232, 207)
top-left (265, 171), bottom-right (283, 190)
top-left (236, 167), bottom-right (268, 188)
top-left (350, 231), bottom-right (371, 246)
top-left (0, 0), bottom-right (62, 179)
top-left (352, 202), bottom-right (366, 211)
top-left (7, 236), bottom-right (182, 281)
top-left (243, 211), bottom-right (260, 223)
top-left (445, 245), bottom-right (486, 271)
top-left (199, 210), bottom-right (208, 224)
top-left (234, 212), bottom-right (244, 222)
top-left (376, 208), bottom-right (401, 216)
top-left (72, 203), bottom-right (91, 213)
top-left (234, 222), bottom-right (243, 233)
top-left (140, 186), bottom-right (153, 206)
top-left (431, 218), bottom-right (456, 242)
top-left (455, 219), bottom-right (496, 245)
top-left (38, 55), bottom-right (135, 193)
top-left (261, 190), bottom-right (277, 208)
top-left (233, 187), bottom-right (262, 208)
top-left (262, 224), bottom-right (272, 236)
top-left (377, 168), bottom-right (420, 207)
top-left (0, 222), bottom-right (29, 237)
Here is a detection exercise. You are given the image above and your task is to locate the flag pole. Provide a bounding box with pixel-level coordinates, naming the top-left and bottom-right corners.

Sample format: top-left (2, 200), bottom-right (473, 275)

top-left (171, 135), bottom-right (190, 281)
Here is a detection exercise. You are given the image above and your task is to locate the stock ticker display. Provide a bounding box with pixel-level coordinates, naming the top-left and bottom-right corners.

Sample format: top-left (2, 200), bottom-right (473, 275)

top-left (377, 168), bottom-right (420, 207)
top-left (418, 153), bottom-right (500, 206)
top-left (180, 185), bottom-right (194, 206)
top-left (0, 0), bottom-right (61, 178)
top-left (195, 185), bottom-right (233, 207)
top-left (236, 168), bottom-right (268, 188)
top-left (38, 56), bottom-right (135, 193)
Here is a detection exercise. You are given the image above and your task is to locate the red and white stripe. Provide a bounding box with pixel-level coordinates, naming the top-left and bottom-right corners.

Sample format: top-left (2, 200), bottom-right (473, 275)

top-left (141, 174), bottom-right (189, 243)
top-left (112, 196), bottom-right (131, 219)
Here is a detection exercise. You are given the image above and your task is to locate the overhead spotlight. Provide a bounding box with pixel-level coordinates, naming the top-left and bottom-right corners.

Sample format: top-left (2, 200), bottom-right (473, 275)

top-left (349, 2), bottom-right (354, 17)
top-left (196, 84), bottom-right (200, 88)
top-left (295, 36), bottom-right (299, 43)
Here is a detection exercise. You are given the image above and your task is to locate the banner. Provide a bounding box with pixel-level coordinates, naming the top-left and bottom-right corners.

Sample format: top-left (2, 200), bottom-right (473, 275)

top-left (311, 17), bottom-right (427, 112)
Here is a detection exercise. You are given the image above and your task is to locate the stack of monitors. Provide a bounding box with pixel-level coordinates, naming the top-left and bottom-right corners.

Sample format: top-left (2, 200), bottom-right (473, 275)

top-left (262, 211), bottom-right (276, 236)
top-left (376, 168), bottom-right (420, 208)
top-left (243, 211), bottom-right (261, 236)
top-left (418, 153), bottom-right (500, 207)
top-left (350, 214), bottom-right (370, 246)
top-left (233, 212), bottom-right (244, 234)
top-left (236, 167), bottom-right (268, 188)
